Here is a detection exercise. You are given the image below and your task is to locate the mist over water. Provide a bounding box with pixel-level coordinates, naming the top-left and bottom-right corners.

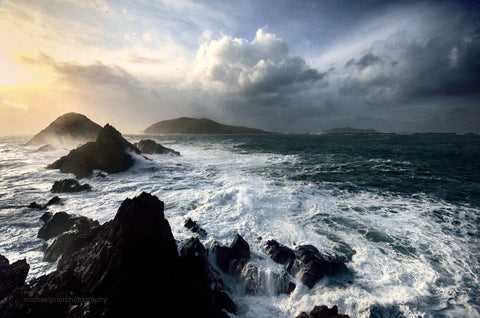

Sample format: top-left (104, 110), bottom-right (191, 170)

top-left (0, 134), bottom-right (479, 317)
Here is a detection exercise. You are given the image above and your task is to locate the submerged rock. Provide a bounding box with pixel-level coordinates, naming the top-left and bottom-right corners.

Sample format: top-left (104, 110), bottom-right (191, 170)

top-left (47, 124), bottom-right (140, 178)
top-left (27, 202), bottom-right (45, 210)
top-left (296, 305), bottom-right (350, 318)
top-left (0, 255), bottom-right (29, 300)
top-left (0, 193), bottom-right (236, 317)
top-left (51, 179), bottom-right (91, 193)
top-left (133, 139), bottom-right (180, 156)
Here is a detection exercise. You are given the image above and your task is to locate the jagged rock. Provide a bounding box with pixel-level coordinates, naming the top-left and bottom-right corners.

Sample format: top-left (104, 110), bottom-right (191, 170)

top-left (133, 139), bottom-right (180, 156)
top-left (50, 179), bottom-right (91, 193)
top-left (37, 212), bottom-right (99, 240)
top-left (295, 305), bottom-right (350, 318)
top-left (214, 234), bottom-right (250, 274)
top-left (179, 237), bottom-right (237, 317)
top-left (294, 245), bottom-right (348, 288)
top-left (27, 112), bottom-right (102, 148)
top-left (47, 124), bottom-right (141, 178)
top-left (234, 261), bottom-right (295, 295)
top-left (265, 239), bottom-right (296, 268)
top-left (0, 255), bottom-right (29, 300)
top-left (184, 218), bottom-right (207, 236)
top-left (43, 232), bottom-right (77, 262)
top-left (0, 193), bottom-right (237, 317)
top-left (40, 212), bottom-right (53, 223)
top-left (36, 144), bottom-right (55, 152)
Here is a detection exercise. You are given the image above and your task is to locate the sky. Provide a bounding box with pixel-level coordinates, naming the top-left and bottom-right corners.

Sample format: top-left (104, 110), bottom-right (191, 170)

top-left (0, 0), bottom-right (479, 134)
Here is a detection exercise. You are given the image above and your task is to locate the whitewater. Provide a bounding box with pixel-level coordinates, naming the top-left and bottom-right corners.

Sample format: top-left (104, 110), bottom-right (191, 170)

top-left (0, 134), bottom-right (479, 317)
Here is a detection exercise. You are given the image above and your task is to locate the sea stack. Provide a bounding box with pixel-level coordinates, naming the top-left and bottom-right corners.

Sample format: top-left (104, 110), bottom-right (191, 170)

top-left (48, 124), bottom-right (140, 178)
top-left (27, 112), bottom-right (102, 148)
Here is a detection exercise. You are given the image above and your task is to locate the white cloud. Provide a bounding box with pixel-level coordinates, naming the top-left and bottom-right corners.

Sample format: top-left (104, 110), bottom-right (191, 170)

top-left (189, 28), bottom-right (322, 94)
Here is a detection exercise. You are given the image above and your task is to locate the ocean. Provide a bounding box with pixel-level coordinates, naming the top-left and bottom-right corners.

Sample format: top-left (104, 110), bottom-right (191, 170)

top-left (0, 133), bottom-right (479, 317)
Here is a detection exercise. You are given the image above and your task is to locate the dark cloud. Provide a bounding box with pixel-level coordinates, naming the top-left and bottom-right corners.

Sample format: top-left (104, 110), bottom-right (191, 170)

top-left (355, 53), bottom-right (385, 70)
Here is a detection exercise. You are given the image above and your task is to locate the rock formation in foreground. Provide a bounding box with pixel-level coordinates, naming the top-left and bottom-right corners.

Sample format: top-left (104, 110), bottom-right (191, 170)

top-left (48, 124), bottom-right (141, 178)
top-left (0, 192), bottom-right (236, 318)
top-left (27, 112), bottom-right (102, 148)
top-left (133, 139), bottom-right (180, 156)
top-left (144, 117), bottom-right (271, 134)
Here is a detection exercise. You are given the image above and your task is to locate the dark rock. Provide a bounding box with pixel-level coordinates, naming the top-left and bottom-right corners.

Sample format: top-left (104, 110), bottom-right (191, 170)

top-left (296, 305), bottom-right (350, 318)
top-left (50, 179), bottom-right (91, 193)
top-left (184, 218), bottom-right (207, 236)
top-left (47, 124), bottom-right (141, 178)
top-left (0, 256), bottom-right (29, 300)
top-left (37, 212), bottom-right (99, 240)
top-left (36, 144), bottom-right (55, 152)
top-left (0, 255), bottom-right (8, 266)
top-left (133, 139), bottom-right (180, 156)
top-left (40, 212), bottom-right (53, 223)
top-left (27, 202), bottom-right (45, 210)
top-left (27, 112), bottom-right (102, 148)
top-left (230, 233), bottom-right (250, 260)
top-left (233, 260), bottom-right (295, 295)
top-left (43, 232), bottom-right (77, 262)
top-left (213, 234), bottom-right (250, 274)
top-left (179, 238), bottom-right (237, 317)
top-left (96, 171), bottom-right (107, 177)
top-left (45, 196), bottom-right (61, 206)
top-left (0, 193), bottom-right (236, 317)
top-left (295, 245), bottom-right (348, 288)
top-left (265, 239), bottom-right (296, 267)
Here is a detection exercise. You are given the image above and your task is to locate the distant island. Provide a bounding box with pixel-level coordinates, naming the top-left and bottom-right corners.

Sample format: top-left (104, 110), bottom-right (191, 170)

top-left (144, 117), bottom-right (271, 134)
top-left (322, 127), bottom-right (382, 134)
top-left (27, 112), bottom-right (102, 148)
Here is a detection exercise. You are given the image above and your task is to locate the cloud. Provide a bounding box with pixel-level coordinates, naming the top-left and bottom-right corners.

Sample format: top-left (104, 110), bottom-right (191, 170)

top-left (190, 29), bottom-right (325, 97)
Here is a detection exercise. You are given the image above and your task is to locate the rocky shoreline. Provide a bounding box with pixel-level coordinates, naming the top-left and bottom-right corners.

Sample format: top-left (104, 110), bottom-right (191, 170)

top-left (1, 192), bottom-right (350, 317)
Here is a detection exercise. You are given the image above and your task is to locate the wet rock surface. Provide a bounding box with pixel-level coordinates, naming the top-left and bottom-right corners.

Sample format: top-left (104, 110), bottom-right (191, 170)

top-left (133, 139), bottom-right (180, 156)
top-left (48, 124), bottom-right (140, 178)
top-left (295, 305), bottom-right (350, 318)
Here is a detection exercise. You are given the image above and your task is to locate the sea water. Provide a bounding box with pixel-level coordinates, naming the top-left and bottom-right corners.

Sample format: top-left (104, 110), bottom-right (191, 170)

top-left (0, 134), bottom-right (478, 317)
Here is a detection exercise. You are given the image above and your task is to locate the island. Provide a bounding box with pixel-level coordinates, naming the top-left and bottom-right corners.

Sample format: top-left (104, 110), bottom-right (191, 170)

top-left (27, 112), bottom-right (102, 148)
top-left (144, 117), bottom-right (271, 134)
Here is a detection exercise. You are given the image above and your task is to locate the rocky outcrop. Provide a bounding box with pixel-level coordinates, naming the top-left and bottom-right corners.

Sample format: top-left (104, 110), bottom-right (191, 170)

top-left (214, 234), bottom-right (295, 296)
top-left (144, 117), bottom-right (272, 134)
top-left (214, 234), bottom-right (251, 273)
top-left (133, 139), bottom-right (180, 156)
top-left (27, 112), bottom-right (102, 148)
top-left (40, 212), bottom-right (53, 223)
top-left (0, 193), bottom-right (236, 317)
top-left (27, 196), bottom-right (62, 210)
top-left (294, 245), bottom-right (348, 288)
top-left (296, 305), bottom-right (350, 318)
top-left (264, 241), bottom-right (348, 288)
top-left (0, 255), bottom-right (29, 300)
top-left (50, 179), bottom-right (91, 193)
top-left (47, 124), bottom-right (141, 178)
top-left (184, 218), bottom-right (207, 236)
top-left (37, 212), bottom-right (99, 240)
